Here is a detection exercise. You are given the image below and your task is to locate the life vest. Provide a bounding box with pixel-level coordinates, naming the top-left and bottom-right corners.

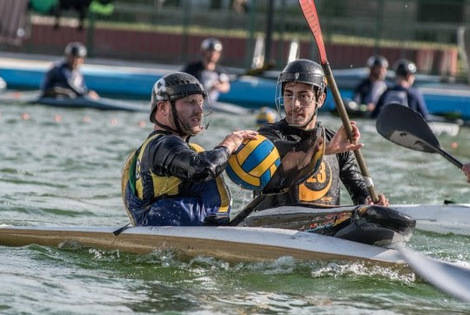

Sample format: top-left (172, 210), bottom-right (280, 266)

top-left (121, 133), bottom-right (231, 226)
top-left (382, 89), bottom-right (409, 107)
top-left (296, 154), bottom-right (341, 205)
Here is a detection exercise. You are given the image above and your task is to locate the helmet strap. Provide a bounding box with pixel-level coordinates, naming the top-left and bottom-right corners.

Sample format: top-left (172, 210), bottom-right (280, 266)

top-left (169, 100), bottom-right (188, 137)
top-left (154, 120), bottom-right (178, 134)
top-left (153, 100), bottom-right (184, 136)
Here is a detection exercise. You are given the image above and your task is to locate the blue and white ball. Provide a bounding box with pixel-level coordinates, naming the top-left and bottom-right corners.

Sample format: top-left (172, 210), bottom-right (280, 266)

top-left (226, 135), bottom-right (281, 190)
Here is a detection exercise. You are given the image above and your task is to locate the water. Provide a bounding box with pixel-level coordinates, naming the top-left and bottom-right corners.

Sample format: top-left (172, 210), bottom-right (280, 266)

top-left (1, 102), bottom-right (470, 314)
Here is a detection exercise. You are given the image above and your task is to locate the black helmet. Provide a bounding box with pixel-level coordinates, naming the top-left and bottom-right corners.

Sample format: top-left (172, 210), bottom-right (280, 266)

top-left (394, 59), bottom-right (417, 76)
top-left (366, 55), bottom-right (388, 68)
top-left (64, 42), bottom-right (87, 58)
top-left (278, 59), bottom-right (327, 93)
top-left (201, 38), bottom-right (223, 52)
top-left (275, 59), bottom-right (328, 122)
top-left (149, 72), bottom-right (207, 123)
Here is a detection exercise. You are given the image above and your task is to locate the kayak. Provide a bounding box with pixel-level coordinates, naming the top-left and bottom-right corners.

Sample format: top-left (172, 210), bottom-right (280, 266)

top-left (393, 203), bottom-right (470, 236)
top-left (33, 96), bottom-right (148, 112)
top-left (0, 225), bottom-right (403, 265)
top-left (0, 76), bottom-right (6, 92)
top-left (1, 203), bottom-right (466, 261)
top-left (0, 203), bottom-right (467, 265)
top-left (0, 90), bottom-right (148, 112)
top-left (239, 204), bottom-right (470, 237)
top-left (329, 99), bottom-right (465, 137)
top-left (0, 89), bottom-right (251, 115)
top-left (2, 222), bottom-right (470, 303)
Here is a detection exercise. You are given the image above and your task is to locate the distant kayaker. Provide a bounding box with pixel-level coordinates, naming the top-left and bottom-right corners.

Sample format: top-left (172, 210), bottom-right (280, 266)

top-left (121, 72), bottom-right (257, 226)
top-left (181, 38), bottom-right (230, 104)
top-left (352, 55), bottom-right (390, 113)
top-left (372, 58), bottom-right (430, 120)
top-left (254, 59), bottom-right (389, 210)
top-left (40, 42), bottom-right (99, 100)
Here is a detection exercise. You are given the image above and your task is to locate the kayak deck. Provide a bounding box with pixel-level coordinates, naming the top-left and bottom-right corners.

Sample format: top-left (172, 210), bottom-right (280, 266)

top-left (240, 204), bottom-right (470, 236)
top-left (392, 203), bottom-right (470, 236)
top-left (0, 225), bottom-right (403, 265)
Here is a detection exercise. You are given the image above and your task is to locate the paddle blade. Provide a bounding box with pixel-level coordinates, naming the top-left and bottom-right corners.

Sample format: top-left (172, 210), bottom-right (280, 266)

top-left (298, 0), bottom-right (327, 64)
top-left (376, 104), bottom-right (440, 153)
top-left (399, 247), bottom-right (470, 303)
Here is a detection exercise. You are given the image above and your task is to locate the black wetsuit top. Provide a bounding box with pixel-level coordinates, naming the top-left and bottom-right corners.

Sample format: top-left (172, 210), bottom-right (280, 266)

top-left (122, 130), bottom-right (232, 226)
top-left (255, 119), bottom-right (369, 210)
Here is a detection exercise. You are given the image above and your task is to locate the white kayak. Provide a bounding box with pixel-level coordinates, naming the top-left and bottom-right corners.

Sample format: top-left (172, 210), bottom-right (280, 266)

top-left (2, 215), bottom-right (470, 302)
top-left (0, 225), bottom-right (403, 265)
top-left (392, 203), bottom-right (470, 236)
top-left (240, 204), bottom-right (470, 236)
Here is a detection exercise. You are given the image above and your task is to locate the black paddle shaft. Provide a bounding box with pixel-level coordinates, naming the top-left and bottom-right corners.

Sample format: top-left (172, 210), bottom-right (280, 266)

top-left (376, 104), bottom-right (463, 169)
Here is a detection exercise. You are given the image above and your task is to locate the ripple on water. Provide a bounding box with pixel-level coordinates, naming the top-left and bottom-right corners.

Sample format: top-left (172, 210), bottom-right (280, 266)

top-left (1, 105), bottom-right (470, 313)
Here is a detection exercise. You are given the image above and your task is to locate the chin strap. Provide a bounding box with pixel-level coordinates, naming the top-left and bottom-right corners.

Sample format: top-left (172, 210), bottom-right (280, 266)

top-left (154, 120), bottom-right (178, 134)
top-left (154, 100), bottom-right (189, 137)
top-left (170, 100), bottom-right (187, 137)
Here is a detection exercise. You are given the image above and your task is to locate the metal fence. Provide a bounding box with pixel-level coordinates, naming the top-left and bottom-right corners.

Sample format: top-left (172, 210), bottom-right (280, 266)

top-left (5, 0), bottom-right (470, 77)
top-left (95, 0), bottom-right (469, 66)
top-left (101, 0), bottom-right (468, 45)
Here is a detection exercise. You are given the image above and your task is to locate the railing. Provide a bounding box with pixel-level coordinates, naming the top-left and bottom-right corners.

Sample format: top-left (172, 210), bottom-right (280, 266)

top-left (3, 0), bottom-right (469, 79)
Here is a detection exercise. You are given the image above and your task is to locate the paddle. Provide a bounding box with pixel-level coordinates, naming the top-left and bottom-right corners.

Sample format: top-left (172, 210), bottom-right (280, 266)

top-left (376, 104), bottom-right (470, 301)
top-left (113, 223), bottom-right (131, 236)
top-left (376, 104), bottom-right (463, 168)
top-left (229, 127), bottom-right (326, 226)
top-left (399, 246), bottom-right (470, 303)
top-left (243, 60), bottom-right (276, 77)
top-left (298, 0), bottom-right (379, 202)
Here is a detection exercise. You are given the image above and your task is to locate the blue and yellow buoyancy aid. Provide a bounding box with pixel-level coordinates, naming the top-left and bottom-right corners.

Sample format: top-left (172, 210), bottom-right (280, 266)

top-left (121, 132), bottom-right (231, 226)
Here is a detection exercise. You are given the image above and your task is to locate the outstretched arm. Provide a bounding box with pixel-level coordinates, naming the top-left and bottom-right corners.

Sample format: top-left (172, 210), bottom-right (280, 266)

top-left (217, 130), bottom-right (258, 154)
top-left (325, 121), bottom-right (364, 155)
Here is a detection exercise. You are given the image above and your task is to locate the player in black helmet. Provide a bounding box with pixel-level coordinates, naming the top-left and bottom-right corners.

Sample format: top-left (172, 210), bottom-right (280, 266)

top-left (121, 72), bottom-right (257, 226)
top-left (372, 58), bottom-right (430, 120)
top-left (255, 59), bottom-right (389, 209)
top-left (41, 42), bottom-right (99, 99)
top-left (351, 55), bottom-right (390, 114)
top-left (182, 38), bottom-right (230, 104)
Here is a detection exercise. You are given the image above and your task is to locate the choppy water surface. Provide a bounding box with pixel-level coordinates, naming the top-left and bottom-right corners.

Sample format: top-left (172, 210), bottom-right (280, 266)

top-left (1, 102), bottom-right (470, 314)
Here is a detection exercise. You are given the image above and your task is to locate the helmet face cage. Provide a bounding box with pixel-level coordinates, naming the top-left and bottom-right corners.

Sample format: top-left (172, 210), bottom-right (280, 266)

top-left (150, 73), bottom-right (211, 133)
top-left (275, 66), bottom-right (326, 119)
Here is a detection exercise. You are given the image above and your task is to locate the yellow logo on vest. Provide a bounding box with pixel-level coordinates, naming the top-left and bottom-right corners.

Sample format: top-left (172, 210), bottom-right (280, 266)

top-left (298, 161), bottom-right (332, 202)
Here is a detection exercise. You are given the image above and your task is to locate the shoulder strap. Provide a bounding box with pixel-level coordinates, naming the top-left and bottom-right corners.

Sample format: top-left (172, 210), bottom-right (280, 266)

top-left (121, 150), bottom-right (137, 197)
top-left (122, 132), bottom-right (165, 197)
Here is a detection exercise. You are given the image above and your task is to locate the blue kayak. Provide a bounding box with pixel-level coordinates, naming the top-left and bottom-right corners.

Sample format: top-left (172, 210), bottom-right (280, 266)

top-left (0, 90), bottom-right (148, 112)
top-left (30, 95), bottom-right (148, 112)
